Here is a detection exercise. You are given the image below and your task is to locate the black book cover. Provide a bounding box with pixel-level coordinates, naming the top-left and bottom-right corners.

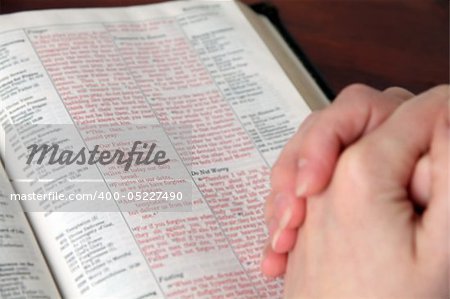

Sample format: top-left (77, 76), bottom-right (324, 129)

top-left (250, 2), bottom-right (335, 100)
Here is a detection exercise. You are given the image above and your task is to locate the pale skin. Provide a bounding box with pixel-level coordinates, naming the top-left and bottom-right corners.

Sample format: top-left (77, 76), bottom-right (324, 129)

top-left (261, 84), bottom-right (449, 298)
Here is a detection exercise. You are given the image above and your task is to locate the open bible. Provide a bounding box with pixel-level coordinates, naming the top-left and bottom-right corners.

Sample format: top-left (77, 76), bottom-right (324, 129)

top-left (0, 1), bottom-right (328, 298)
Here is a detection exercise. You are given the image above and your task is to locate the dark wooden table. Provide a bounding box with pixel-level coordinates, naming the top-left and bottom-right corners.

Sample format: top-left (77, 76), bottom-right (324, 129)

top-left (1, 0), bottom-right (448, 95)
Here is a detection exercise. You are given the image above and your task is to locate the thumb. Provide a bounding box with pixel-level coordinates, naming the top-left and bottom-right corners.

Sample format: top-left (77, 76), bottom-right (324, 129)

top-left (335, 86), bottom-right (447, 201)
top-left (410, 154), bottom-right (432, 208)
top-left (418, 94), bottom-right (449, 265)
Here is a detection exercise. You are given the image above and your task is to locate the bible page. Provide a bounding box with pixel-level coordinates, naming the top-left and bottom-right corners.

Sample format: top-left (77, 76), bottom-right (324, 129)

top-left (0, 164), bottom-right (60, 298)
top-left (0, 1), bottom-right (311, 298)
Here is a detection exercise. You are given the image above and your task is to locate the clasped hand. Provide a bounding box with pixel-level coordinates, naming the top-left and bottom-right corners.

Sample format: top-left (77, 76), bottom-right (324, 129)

top-left (261, 84), bottom-right (449, 298)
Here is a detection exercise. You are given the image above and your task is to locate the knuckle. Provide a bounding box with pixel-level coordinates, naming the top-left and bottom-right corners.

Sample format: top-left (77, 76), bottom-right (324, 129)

top-left (304, 110), bottom-right (322, 123)
top-left (295, 110), bottom-right (322, 136)
top-left (384, 86), bottom-right (410, 94)
top-left (336, 83), bottom-right (374, 103)
top-left (421, 85), bottom-right (449, 117)
top-left (429, 84), bottom-right (449, 99)
top-left (336, 142), bottom-right (375, 191)
top-left (383, 86), bottom-right (414, 101)
top-left (269, 163), bottom-right (284, 188)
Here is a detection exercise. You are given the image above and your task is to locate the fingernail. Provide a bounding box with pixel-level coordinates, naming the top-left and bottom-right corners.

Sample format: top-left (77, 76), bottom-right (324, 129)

top-left (296, 182), bottom-right (308, 198)
top-left (279, 208), bottom-right (292, 231)
top-left (296, 159), bottom-right (308, 197)
top-left (271, 208), bottom-right (291, 250)
top-left (271, 229), bottom-right (282, 250)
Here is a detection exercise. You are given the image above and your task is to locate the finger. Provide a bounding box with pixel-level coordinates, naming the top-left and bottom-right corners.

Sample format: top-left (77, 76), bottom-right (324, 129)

top-left (260, 219), bottom-right (292, 277)
top-left (267, 197), bottom-right (303, 253)
top-left (410, 154), bottom-right (431, 208)
top-left (273, 193), bottom-right (306, 229)
top-left (268, 214), bottom-right (298, 253)
top-left (261, 244), bottom-right (288, 277)
top-left (294, 84), bottom-right (410, 198)
top-left (271, 227), bottom-right (298, 254)
top-left (266, 112), bottom-right (320, 224)
top-left (419, 86), bottom-right (449, 262)
top-left (383, 86), bottom-right (415, 101)
top-left (270, 111), bottom-right (320, 192)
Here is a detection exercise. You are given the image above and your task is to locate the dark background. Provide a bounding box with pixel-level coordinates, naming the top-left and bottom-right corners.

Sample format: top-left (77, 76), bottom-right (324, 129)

top-left (1, 0), bottom-right (448, 95)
